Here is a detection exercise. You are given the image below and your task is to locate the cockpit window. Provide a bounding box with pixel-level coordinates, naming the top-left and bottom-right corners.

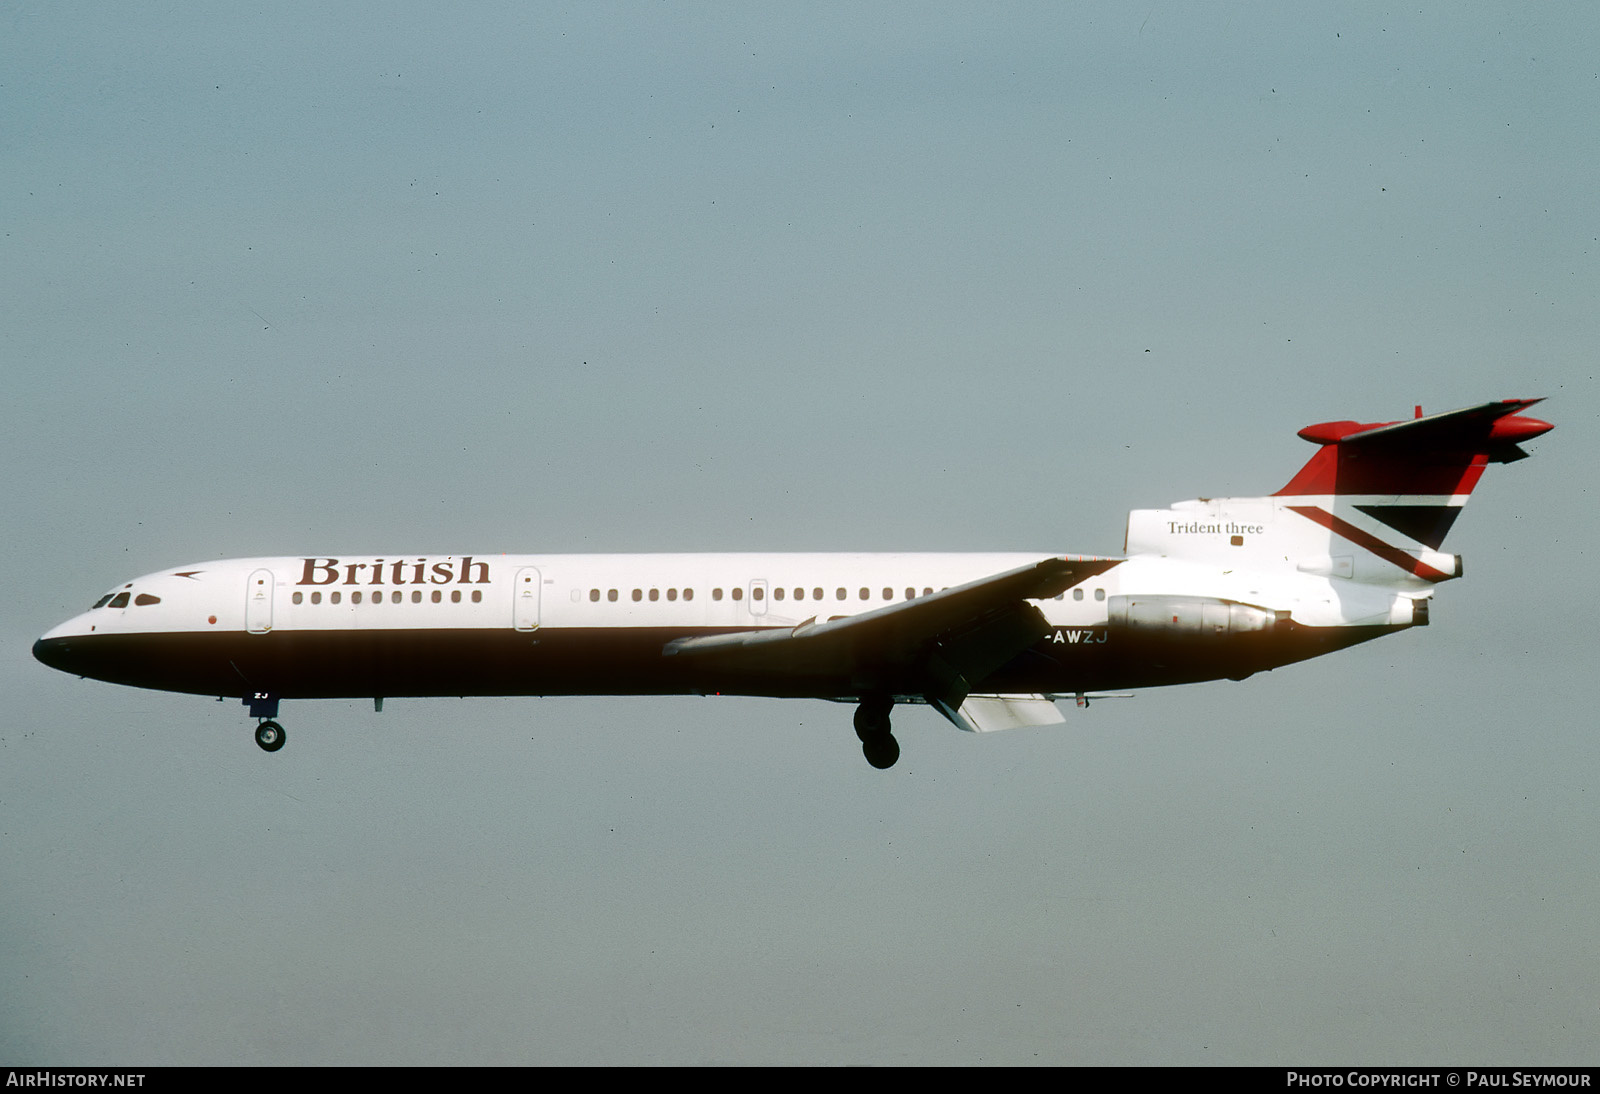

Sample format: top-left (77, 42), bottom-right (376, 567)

top-left (91, 594), bottom-right (114, 609)
top-left (134, 593), bottom-right (161, 606)
top-left (107, 592), bottom-right (131, 608)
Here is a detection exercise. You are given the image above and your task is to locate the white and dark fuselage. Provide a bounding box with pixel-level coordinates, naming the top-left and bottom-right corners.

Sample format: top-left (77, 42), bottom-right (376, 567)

top-left (33, 548), bottom-right (1401, 705)
top-left (32, 400), bottom-right (1551, 767)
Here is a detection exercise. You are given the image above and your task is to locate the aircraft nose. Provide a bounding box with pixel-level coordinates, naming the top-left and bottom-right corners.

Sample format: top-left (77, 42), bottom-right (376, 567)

top-left (33, 635), bottom-right (74, 673)
top-left (34, 613), bottom-right (93, 674)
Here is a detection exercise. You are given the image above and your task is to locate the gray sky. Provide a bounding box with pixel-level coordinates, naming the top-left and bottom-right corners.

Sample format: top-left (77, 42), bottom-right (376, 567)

top-left (4, 2), bottom-right (1596, 1065)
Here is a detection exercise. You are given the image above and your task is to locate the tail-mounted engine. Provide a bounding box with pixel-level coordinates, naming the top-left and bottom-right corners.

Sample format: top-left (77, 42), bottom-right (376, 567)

top-left (1107, 595), bottom-right (1290, 638)
top-left (1101, 594), bottom-right (1297, 685)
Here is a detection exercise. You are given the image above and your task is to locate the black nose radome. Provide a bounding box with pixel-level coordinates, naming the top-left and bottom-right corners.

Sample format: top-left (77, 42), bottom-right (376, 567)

top-left (33, 637), bottom-right (71, 672)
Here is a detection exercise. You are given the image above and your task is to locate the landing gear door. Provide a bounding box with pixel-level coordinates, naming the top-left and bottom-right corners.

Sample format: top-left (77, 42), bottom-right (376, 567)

top-left (514, 567), bottom-right (542, 632)
top-left (246, 569), bottom-right (274, 634)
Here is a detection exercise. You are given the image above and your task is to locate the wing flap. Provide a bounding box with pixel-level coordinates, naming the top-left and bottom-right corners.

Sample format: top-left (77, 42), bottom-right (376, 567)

top-left (937, 694), bottom-right (1068, 733)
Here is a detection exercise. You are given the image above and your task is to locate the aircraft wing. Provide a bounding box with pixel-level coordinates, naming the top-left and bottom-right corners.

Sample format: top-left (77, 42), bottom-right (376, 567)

top-left (663, 556), bottom-right (1122, 720)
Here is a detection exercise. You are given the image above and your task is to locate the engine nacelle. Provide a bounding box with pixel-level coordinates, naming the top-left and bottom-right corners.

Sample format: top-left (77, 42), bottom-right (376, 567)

top-left (1107, 595), bottom-right (1289, 638)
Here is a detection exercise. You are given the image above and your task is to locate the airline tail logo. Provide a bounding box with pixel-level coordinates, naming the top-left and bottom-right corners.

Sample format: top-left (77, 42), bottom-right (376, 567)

top-left (1282, 506), bottom-right (1462, 583)
top-left (1274, 399), bottom-right (1551, 567)
top-left (1127, 400), bottom-right (1549, 587)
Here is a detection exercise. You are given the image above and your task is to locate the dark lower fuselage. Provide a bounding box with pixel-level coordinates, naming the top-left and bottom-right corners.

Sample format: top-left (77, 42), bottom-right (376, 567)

top-left (33, 620), bottom-right (1399, 703)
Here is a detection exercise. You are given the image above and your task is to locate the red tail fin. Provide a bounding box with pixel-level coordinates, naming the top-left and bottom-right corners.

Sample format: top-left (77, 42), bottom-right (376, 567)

top-left (1274, 399), bottom-right (1551, 548)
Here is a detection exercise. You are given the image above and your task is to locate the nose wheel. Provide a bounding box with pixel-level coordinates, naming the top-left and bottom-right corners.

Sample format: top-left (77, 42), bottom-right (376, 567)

top-left (853, 697), bottom-right (899, 769)
top-left (254, 720), bottom-right (286, 752)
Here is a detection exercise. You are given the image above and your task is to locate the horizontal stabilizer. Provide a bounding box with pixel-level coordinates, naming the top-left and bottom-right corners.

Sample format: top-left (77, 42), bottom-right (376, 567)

top-left (1278, 398), bottom-right (1551, 498)
top-left (1295, 398), bottom-right (1550, 451)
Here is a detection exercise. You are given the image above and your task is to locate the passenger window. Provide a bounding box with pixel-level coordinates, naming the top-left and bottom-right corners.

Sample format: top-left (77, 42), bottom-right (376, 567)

top-left (905, 587), bottom-right (915, 600)
top-left (837, 588), bottom-right (846, 601)
top-left (471, 590), bottom-right (481, 603)
top-left (732, 587), bottom-right (743, 601)
top-left (752, 586), bottom-right (763, 601)
top-left (713, 588), bottom-right (723, 601)
top-left (292, 592), bottom-right (303, 605)
top-left (632, 589), bottom-right (642, 602)
top-left (311, 591), bottom-right (322, 604)
top-left (923, 587), bottom-right (933, 597)
top-left (608, 589), bottom-right (618, 602)
top-left (859, 588), bottom-right (869, 600)
top-left (590, 589), bottom-right (600, 602)
top-left (411, 591), bottom-right (421, 603)
top-left (773, 588), bottom-right (784, 601)
top-left (450, 590), bottom-right (461, 603)
top-left (648, 589), bottom-right (659, 602)
top-left (882, 587), bottom-right (892, 600)
top-left (392, 591), bottom-right (402, 603)
top-left (353, 591), bottom-right (364, 604)
top-left (667, 589), bottom-right (677, 601)
top-left (813, 588), bottom-right (823, 601)
top-left (1073, 588), bottom-right (1083, 601)
top-left (1094, 588), bottom-right (1105, 601)
top-left (331, 591), bottom-right (342, 604)
top-left (684, 588), bottom-right (694, 601)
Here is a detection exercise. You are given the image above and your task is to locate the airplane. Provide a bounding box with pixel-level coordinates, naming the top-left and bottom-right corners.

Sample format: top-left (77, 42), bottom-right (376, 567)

top-left (33, 398), bottom-right (1551, 769)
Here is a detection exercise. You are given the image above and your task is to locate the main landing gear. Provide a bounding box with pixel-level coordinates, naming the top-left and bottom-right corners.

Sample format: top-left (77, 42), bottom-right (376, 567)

top-left (854, 696), bottom-right (899, 770)
top-left (254, 720), bottom-right (286, 752)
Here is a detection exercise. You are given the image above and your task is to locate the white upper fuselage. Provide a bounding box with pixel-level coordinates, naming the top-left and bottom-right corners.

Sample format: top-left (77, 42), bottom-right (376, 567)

top-left (48, 552), bottom-right (1114, 641)
top-left (42, 544), bottom-right (1418, 648)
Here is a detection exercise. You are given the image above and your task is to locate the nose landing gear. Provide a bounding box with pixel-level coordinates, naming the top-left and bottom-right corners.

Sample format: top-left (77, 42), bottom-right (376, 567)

top-left (244, 694), bottom-right (285, 753)
top-left (254, 720), bottom-right (286, 752)
top-left (853, 696), bottom-right (899, 769)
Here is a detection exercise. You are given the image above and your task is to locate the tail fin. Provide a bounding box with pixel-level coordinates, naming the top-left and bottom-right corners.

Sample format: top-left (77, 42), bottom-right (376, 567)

top-left (1274, 398), bottom-right (1552, 549)
top-left (1123, 399), bottom-right (1550, 596)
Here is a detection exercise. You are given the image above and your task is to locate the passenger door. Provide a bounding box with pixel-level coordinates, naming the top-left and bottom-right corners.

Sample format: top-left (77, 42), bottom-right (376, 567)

top-left (514, 567), bottom-right (542, 631)
top-left (246, 569), bottom-right (274, 634)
